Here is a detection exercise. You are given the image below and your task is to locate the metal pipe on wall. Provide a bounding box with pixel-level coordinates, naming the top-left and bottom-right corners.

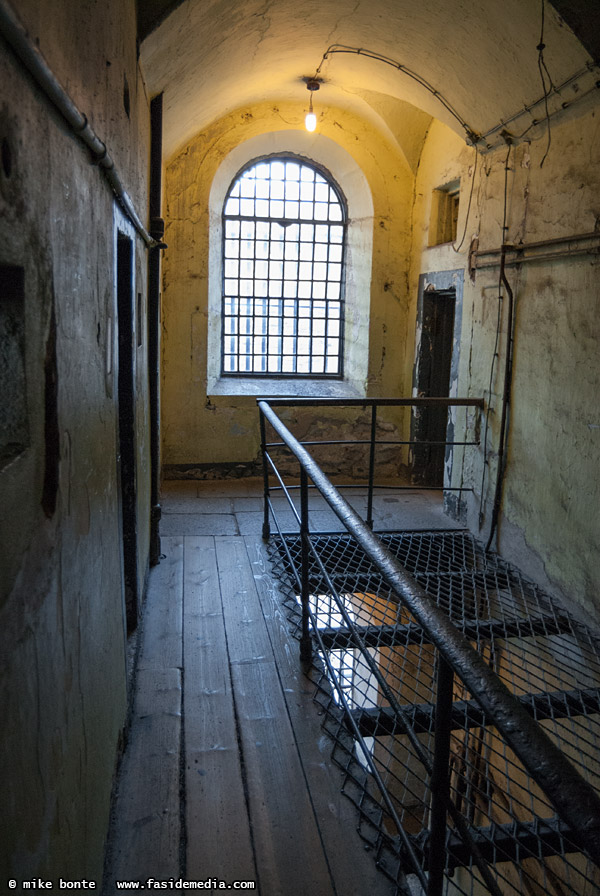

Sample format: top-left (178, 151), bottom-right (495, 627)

top-left (485, 247), bottom-right (515, 552)
top-left (475, 230), bottom-right (600, 270)
top-left (0, 0), bottom-right (157, 249)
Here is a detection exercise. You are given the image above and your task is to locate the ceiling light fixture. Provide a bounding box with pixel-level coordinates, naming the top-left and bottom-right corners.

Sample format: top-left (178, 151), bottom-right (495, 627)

top-left (305, 78), bottom-right (320, 132)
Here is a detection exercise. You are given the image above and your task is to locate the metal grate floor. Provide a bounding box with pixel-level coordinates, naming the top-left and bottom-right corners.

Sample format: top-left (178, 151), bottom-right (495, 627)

top-left (267, 530), bottom-right (600, 895)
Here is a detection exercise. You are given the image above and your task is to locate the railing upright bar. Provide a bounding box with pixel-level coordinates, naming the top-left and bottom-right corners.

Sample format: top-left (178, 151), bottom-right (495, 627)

top-left (299, 467), bottom-right (312, 667)
top-left (366, 405), bottom-right (377, 530)
top-left (427, 657), bottom-right (455, 896)
top-left (259, 409), bottom-right (271, 540)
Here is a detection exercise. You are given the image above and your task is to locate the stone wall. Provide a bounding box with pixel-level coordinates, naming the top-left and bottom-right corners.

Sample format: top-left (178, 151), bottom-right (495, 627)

top-left (0, 0), bottom-right (151, 881)
top-left (410, 114), bottom-right (600, 622)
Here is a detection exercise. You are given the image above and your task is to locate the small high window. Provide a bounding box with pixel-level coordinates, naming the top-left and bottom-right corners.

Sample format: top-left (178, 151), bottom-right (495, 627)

top-left (429, 180), bottom-right (460, 246)
top-left (221, 156), bottom-right (347, 377)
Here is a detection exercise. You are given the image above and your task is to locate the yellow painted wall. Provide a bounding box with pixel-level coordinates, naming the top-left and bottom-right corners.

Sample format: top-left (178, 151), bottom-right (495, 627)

top-left (161, 100), bottom-right (418, 474)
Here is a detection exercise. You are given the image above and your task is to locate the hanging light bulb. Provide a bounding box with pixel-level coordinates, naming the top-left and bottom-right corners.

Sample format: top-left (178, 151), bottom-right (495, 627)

top-left (305, 79), bottom-right (320, 132)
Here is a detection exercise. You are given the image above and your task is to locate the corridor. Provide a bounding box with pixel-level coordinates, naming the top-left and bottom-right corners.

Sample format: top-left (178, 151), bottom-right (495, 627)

top-left (102, 480), bottom-right (456, 894)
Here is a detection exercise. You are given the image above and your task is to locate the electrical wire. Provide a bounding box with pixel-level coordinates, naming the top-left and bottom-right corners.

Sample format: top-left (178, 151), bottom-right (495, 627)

top-left (313, 44), bottom-right (481, 145)
top-left (537, 0), bottom-right (554, 167)
top-left (478, 144), bottom-right (512, 529)
top-left (452, 144), bottom-right (479, 253)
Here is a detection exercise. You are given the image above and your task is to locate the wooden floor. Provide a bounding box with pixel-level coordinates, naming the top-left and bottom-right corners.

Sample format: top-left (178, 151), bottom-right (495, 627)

top-left (103, 529), bottom-right (397, 894)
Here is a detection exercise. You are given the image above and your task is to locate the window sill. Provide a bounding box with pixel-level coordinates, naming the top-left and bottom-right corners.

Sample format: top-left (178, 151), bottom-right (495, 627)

top-left (207, 376), bottom-right (364, 399)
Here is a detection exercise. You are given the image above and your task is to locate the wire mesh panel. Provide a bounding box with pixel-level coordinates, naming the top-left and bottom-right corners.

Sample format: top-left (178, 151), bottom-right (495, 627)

top-left (267, 530), bottom-right (600, 895)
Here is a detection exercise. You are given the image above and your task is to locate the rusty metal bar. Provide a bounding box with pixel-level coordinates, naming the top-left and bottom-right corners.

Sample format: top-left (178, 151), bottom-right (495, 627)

top-left (299, 468), bottom-right (312, 666)
top-left (260, 396), bottom-right (484, 408)
top-left (260, 411), bottom-right (271, 539)
top-left (427, 658), bottom-right (454, 896)
top-left (366, 405), bottom-right (377, 529)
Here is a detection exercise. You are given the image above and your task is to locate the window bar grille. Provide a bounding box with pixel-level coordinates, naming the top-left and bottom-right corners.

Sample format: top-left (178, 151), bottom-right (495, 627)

top-left (222, 157), bottom-right (346, 377)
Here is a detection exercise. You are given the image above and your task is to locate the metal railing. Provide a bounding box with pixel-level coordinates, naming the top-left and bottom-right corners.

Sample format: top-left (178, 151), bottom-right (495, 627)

top-left (259, 396), bottom-right (483, 533)
top-left (257, 397), bottom-right (600, 896)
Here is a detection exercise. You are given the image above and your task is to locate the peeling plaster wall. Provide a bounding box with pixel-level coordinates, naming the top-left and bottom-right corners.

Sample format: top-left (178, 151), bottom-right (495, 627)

top-left (410, 114), bottom-right (600, 622)
top-left (162, 101), bottom-right (416, 474)
top-left (0, 0), bottom-right (151, 881)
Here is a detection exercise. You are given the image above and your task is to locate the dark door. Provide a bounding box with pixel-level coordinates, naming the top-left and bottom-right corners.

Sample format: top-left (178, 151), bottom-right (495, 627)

top-left (412, 288), bottom-right (456, 486)
top-left (116, 233), bottom-right (138, 632)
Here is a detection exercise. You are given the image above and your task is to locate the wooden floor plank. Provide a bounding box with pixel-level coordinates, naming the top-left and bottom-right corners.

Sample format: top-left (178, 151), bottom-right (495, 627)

top-left (105, 666), bottom-right (182, 889)
top-left (183, 536), bottom-right (256, 883)
top-left (138, 535), bottom-right (184, 672)
top-left (230, 659), bottom-right (335, 895)
top-left (215, 537), bottom-right (334, 895)
top-left (245, 536), bottom-right (397, 896)
top-left (214, 536), bottom-right (273, 665)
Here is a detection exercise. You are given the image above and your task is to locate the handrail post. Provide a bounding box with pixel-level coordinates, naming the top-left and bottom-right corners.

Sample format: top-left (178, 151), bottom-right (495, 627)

top-left (299, 467), bottom-right (312, 667)
top-left (259, 408), bottom-right (270, 540)
top-left (366, 404), bottom-right (377, 529)
top-left (427, 656), bottom-right (454, 896)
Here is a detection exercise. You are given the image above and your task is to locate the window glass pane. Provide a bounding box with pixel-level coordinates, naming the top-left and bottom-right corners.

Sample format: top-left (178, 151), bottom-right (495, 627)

top-left (314, 181), bottom-right (329, 203)
top-left (284, 241), bottom-right (299, 260)
top-left (270, 180), bottom-right (285, 200)
top-left (300, 181), bottom-right (314, 201)
top-left (299, 261), bottom-right (313, 281)
top-left (256, 179), bottom-right (269, 199)
top-left (313, 262), bottom-right (327, 281)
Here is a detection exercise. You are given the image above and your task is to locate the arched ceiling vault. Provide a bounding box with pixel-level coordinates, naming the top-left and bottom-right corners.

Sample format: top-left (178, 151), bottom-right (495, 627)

top-left (138, 0), bottom-right (599, 161)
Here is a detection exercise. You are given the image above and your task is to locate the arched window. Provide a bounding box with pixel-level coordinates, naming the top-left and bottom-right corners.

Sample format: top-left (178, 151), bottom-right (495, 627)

top-left (221, 155), bottom-right (347, 377)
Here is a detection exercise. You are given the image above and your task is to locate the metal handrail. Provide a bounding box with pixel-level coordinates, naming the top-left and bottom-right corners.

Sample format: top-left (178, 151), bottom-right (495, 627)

top-left (257, 398), bottom-right (600, 885)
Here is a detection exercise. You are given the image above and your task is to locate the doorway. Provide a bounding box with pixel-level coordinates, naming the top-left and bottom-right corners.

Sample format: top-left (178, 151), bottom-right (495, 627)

top-left (412, 286), bottom-right (456, 486)
top-left (116, 232), bottom-right (138, 632)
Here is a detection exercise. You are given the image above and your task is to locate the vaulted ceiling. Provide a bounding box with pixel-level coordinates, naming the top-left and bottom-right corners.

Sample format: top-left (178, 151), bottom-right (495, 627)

top-left (138, 0), bottom-right (600, 160)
